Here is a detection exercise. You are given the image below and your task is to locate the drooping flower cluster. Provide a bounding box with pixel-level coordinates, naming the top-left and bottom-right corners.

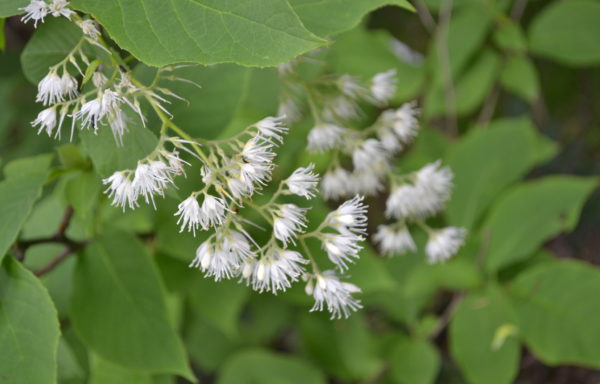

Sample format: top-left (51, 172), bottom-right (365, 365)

top-left (279, 61), bottom-right (466, 264)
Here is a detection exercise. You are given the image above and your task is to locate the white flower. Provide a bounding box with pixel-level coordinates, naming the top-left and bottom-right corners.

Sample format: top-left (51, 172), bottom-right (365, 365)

top-left (191, 230), bottom-right (254, 281)
top-left (352, 139), bottom-right (389, 171)
top-left (385, 184), bottom-right (422, 219)
top-left (227, 172), bottom-right (253, 199)
top-left (74, 98), bottom-right (103, 132)
top-left (175, 196), bottom-right (202, 235)
top-left (278, 96), bottom-right (302, 123)
top-left (415, 160), bottom-right (453, 203)
top-left (323, 96), bottom-right (360, 121)
top-left (108, 108), bottom-right (127, 145)
top-left (164, 150), bottom-right (188, 177)
top-left (103, 171), bottom-right (138, 210)
top-left (272, 204), bottom-right (307, 245)
top-left (61, 73), bottom-right (78, 99)
top-left (373, 224), bottom-right (416, 256)
top-left (286, 164), bottom-right (319, 199)
top-left (256, 116), bottom-right (288, 143)
top-left (347, 171), bottom-right (384, 196)
top-left (321, 167), bottom-right (352, 200)
top-left (20, 0), bottom-right (48, 27)
top-left (307, 123), bottom-right (346, 152)
top-left (325, 195), bottom-right (368, 234)
top-left (239, 161), bottom-right (272, 188)
top-left (92, 72), bottom-right (108, 88)
top-left (131, 162), bottom-right (169, 207)
top-left (377, 103), bottom-right (420, 153)
top-left (201, 194), bottom-right (228, 228)
top-left (77, 19), bottom-right (100, 39)
top-left (310, 271), bottom-right (362, 319)
top-left (31, 108), bottom-right (56, 136)
top-left (321, 232), bottom-right (363, 271)
top-left (242, 248), bottom-right (308, 293)
top-left (242, 137), bottom-right (276, 165)
top-left (338, 74), bottom-right (366, 99)
top-left (48, 0), bottom-right (74, 18)
top-left (370, 69), bottom-right (397, 105)
top-left (36, 71), bottom-right (64, 105)
top-left (425, 227), bottom-right (467, 264)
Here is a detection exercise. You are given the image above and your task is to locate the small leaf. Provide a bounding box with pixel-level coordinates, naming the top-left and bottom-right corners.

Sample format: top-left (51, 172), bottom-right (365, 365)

top-left (218, 349), bottom-right (326, 384)
top-left (450, 286), bottom-right (520, 384)
top-left (509, 260), bottom-right (600, 367)
top-left (529, 0), bottom-right (600, 66)
top-left (388, 336), bottom-right (440, 384)
top-left (0, 0), bottom-right (28, 17)
top-left (500, 55), bottom-right (539, 102)
top-left (82, 59), bottom-right (102, 85)
top-left (484, 176), bottom-right (597, 272)
top-left (0, 256), bottom-right (60, 384)
top-left (70, 230), bottom-right (193, 380)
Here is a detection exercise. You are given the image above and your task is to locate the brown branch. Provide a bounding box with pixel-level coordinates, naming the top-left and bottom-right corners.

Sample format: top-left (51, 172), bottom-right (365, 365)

top-left (429, 292), bottom-right (464, 340)
top-left (413, 0), bottom-right (437, 33)
top-left (35, 247), bottom-right (75, 277)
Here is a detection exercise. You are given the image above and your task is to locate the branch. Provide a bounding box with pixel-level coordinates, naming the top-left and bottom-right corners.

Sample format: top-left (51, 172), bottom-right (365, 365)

top-left (413, 0), bottom-right (437, 33)
top-left (429, 292), bottom-right (464, 340)
top-left (436, 0), bottom-right (458, 136)
top-left (35, 247), bottom-right (75, 277)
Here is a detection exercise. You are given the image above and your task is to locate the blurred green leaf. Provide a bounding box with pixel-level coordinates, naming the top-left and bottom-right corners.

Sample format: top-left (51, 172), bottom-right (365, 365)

top-left (529, 0), bottom-right (600, 66)
top-left (20, 18), bottom-right (83, 83)
top-left (0, 256), bottom-right (60, 384)
top-left (450, 285), bottom-right (519, 384)
top-left (388, 336), bottom-right (440, 384)
top-left (446, 118), bottom-right (557, 230)
top-left (89, 354), bottom-right (153, 384)
top-left (290, 0), bottom-right (413, 37)
top-left (0, 154), bottom-right (52, 262)
top-left (187, 277), bottom-right (248, 338)
top-left (405, 259), bottom-right (482, 296)
top-left (65, 171), bottom-right (101, 219)
top-left (57, 338), bottom-right (86, 384)
top-left (509, 260), bottom-right (600, 367)
top-left (70, 231), bottom-right (193, 380)
top-left (484, 176), bottom-right (598, 272)
top-left (500, 55), bottom-right (540, 102)
top-left (493, 20), bottom-right (527, 53)
top-left (218, 349), bottom-right (326, 384)
top-left (0, 0), bottom-right (27, 17)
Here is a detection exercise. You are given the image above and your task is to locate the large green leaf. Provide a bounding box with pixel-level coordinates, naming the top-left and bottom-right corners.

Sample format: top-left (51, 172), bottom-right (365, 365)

top-left (0, 155), bottom-right (52, 262)
top-left (20, 18), bottom-right (83, 84)
top-left (450, 286), bottom-right (519, 384)
top-left (0, 256), bottom-right (60, 384)
top-left (71, 0), bottom-right (326, 67)
top-left (289, 0), bottom-right (413, 37)
top-left (0, 0), bottom-right (27, 17)
top-left (484, 176), bottom-right (597, 272)
top-left (446, 118), bottom-right (557, 230)
top-left (509, 261), bottom-right (600, 367)
top-left (218, 349), bottom-right (326, 384)
top-left (499, 55), bottom-right (540, 102)
top-left (90, 354), bottom-right (153, 384)
top-left (70, 230), bottom-right (193, 379)
top-left (529, 0), bottom-right (600, 66)
top-left (388, 336), bottom-right (440, 384)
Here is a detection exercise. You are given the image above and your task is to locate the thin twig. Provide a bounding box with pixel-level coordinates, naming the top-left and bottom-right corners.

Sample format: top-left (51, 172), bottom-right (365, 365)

top-left (510, 0), bottom-right (529, 20)
top-left (429, 292), bottom-right (464, 340)
top-left (476, 86), bottom-right (500, 127)
top-left (436, 0), bottom-right (458, 136)
top-left (35, 247), bottom-right (75, 277)
top-left (413, 0), bottom-right (437, 33)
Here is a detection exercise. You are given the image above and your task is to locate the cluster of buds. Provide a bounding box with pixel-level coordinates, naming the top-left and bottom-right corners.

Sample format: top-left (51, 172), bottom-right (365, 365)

top-left (279, 61), bottom-right (467, 264)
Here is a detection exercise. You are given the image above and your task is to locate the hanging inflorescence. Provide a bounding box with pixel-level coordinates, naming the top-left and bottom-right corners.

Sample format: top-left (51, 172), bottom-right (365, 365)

top-left (21, 0), bottom-right (368, 319)
top-left (277, 57), bottom-right (467, 265)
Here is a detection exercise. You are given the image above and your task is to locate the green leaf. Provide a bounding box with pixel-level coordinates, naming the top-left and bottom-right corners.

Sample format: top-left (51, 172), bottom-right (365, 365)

top-left (388, 337), bottom-right (440, 384)
top-left (450, 286), bottom-right (520, 384)
top-left (218, 349), bottom-right (326, 384)
top-left (0, 0), bottom-right (27, 17)
top-left (80, 115), bottom-right (158, 177)
top-left (289, 0), bottom-right (413, 37)
top-left (0, 154), bottom-right (52, 262)
top-left (188, 277), bottom-right (248, 338)
top-left (529, 0), bottom-right (600, 66)
top-left (65, 171), bottom-right (102, 219)
top-left (71, 0), bottom-right (326, 67)
top-left (70, 230), bottom-right (193, 380)
top-left (20, 18), bottom-right (83, 84)
top-left (0, 256), bottom-right (60, 384)
top-left (484, 176), bottom-right (598, 272)
top-left (0, 19), bottom-right (5, 51)
top-left (493, 20), bottom-right (527, 53)
top-left (500, 55), bottom-right (539, 102)
top-left (446, 118), bottom-right (556, 230)
top-left (90, 354), bottom-right (153, 384)
top-left (509, 260), bottom-right (600, 367)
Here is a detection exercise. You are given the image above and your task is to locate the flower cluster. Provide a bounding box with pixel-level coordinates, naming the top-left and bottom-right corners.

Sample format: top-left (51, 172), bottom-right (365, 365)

top-left (279, 61), bottom-right (466, 264)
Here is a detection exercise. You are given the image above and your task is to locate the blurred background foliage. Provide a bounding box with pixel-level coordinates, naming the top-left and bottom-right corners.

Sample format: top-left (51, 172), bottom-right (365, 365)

top-left (1, 0), bottom-right (600, 383)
